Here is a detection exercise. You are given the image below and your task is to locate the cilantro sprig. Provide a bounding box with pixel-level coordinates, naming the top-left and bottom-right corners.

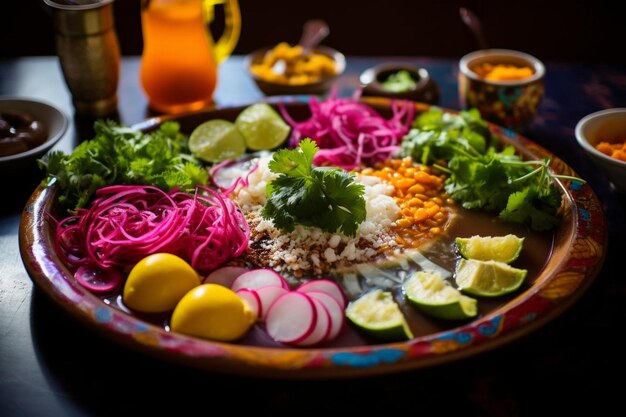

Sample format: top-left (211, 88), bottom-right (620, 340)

top-left (402, 108), bottom-right (584, 231)
top-left (261, 139), bottom-right (366, 236)
top-left (39, 120), bottom-right (209, 211)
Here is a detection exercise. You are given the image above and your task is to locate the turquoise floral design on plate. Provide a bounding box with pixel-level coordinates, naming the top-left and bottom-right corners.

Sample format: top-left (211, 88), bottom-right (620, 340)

top-left (578, 207), bottom-right (591, 221)
top-left (329, 349), bottom-right (405, 368)
top-left (477, 315), bottom-right (503, 337)
top-left (95, 306), bottom-right (113, 323)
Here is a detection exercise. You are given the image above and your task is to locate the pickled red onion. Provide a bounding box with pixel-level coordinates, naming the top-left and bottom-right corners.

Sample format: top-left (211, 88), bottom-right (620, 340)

top-left (53, 185), bottom-right (249, 275)
top-left (279, 94), bottom-right (414, 170)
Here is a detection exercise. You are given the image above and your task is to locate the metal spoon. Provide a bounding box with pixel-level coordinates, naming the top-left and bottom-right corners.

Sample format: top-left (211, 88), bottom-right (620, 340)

top-left (298, 19), bottom-right (330, 55)
top-left (273, 19), bottom-right (330, 74)
top-left (459, 7), bottom-right (488, 49)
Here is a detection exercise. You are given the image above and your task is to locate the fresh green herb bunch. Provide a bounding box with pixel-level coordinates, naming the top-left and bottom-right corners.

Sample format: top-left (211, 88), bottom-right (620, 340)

top-left (401, 108), bottom-right (582, 231)
top-left (262, 139), bottom-right (366, 236)
top-left (40, 120), bottom-right (209, 211)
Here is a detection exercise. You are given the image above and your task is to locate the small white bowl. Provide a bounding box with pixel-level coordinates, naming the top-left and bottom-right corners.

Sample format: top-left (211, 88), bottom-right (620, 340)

top-left (575, 108), bottom-right (626, 193)
top-left (0, 97), bottom-right (69, 172)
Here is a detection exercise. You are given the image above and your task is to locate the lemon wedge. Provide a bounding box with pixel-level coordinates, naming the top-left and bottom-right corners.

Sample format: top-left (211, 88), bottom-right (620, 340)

top-left (404, 270), bottom-right (477, 320)
top-left (189, 119), bottom-right (246, 163)
top-left (235, 103), bottom-right (290, 151)
top-left (171, 284), bottom-right (256, 342)
top-left (345, 289), bottom-right (413, 341)
top-left (123, 253), bottom-right (200, 313)
top-left (455, 234), bottom-right (525, 264)
top-left (455, 259), bottom-right (527, 297)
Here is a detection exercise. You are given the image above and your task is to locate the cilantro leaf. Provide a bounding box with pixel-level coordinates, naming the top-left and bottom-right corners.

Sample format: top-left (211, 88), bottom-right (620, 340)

top-left (401, 108), bottom-right (579, 231)
top-left (402, 108), bottom-right (490, 166)
top-left (268, 138), bottom-right (316, 177)
top-left (311, 168), bottom-right (367, 236)
top-left (39, 120), bottom-right (208, 211)
top-left (261, 139), bottom-right (366, 236)
top-left (499, 186), bottom-right (559, 231)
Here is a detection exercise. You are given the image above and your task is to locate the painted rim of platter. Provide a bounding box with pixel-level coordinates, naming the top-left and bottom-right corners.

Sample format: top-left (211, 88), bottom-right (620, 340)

top-left (20, 100), bottom-right (607, 377)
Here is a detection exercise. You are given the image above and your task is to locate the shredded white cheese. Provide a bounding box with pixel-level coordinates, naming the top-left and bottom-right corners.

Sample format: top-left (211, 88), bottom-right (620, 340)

top-left (230, 154), bottom-right (402, 277)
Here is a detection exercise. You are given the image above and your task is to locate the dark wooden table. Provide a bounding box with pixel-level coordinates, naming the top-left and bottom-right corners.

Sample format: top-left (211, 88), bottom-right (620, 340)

top-left (1, 56), bottom-right (625, 416)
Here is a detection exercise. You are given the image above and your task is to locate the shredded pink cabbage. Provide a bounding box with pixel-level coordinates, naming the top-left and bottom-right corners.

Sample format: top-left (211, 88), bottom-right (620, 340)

top-left (280, 93), bottom-right (414, 170)
top-left (54, 185), bottom-right (249, 275)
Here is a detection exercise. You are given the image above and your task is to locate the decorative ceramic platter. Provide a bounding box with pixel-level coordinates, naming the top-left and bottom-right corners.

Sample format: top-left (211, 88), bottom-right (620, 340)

top-left (20, 98), bottom-right (606, 379)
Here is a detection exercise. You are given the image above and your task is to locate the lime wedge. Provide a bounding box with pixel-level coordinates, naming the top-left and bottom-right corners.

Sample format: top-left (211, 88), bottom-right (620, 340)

top-left (403, 270), bottom-right (477, 320)
top-left (235, 103), bottom-right (290, 151)
top-left (189, 119), bottom-right (246, 163)
top-left (455, 234), bottom-right (525, 263)
top-left (345, 289), bottom-right (413, 341)
top-left (455, 259), bottom-right (527, 297)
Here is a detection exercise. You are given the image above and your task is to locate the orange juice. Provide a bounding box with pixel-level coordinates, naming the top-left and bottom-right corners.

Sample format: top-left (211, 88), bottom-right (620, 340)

top-left (140, 0), bottom-right (217, 114)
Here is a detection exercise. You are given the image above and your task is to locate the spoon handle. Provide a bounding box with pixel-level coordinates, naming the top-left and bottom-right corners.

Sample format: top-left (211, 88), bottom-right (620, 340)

top-left (459, 7), bottom-right (489, 50)
top-left (299, 19), bottom-right (330, 54)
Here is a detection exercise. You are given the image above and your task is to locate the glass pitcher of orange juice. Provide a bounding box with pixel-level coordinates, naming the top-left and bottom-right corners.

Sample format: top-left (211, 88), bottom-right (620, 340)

top-left (140, 0), bottom-right (241, 114)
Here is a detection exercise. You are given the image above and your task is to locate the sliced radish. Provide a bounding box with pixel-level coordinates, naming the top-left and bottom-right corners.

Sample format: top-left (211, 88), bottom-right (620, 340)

top-left (305, 290), bottom-right (345, 342)
top-left (74, 265), bottom-right (122, 294)
top-left (296, 279), bottom-right (347, 309)
top-left (231, 269), bottom-right (289, 292)
top-left (294, 297), bottom-right (331, 347)
top-left (235, 288), bottom-right (261, 319)
top-left (256, 285), bottom-right (289, 321)
top-left (265, 292), bottom-right (317, 345)
top-left (204, 265), bottom-right (249, 287)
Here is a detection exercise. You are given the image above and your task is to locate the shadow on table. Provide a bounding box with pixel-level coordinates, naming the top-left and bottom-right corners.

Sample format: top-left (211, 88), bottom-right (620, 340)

top-left (28, 267), bottom-right (621, 417)
top-left (27, 289), bottom-right (475, 415)
top-left (0, 163), bottom-right (46, 217)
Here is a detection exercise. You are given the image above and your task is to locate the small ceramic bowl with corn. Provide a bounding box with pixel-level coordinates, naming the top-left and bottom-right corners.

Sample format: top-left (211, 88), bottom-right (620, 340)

top-left (246, 42), bottom-right (345, 96)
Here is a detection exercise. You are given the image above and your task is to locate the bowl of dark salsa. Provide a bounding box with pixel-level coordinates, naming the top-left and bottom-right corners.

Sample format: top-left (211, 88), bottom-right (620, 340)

top-left (0, 97), bottom-right (68, 171)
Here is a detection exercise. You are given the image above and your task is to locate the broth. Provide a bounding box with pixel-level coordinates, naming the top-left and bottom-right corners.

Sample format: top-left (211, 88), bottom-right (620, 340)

top-left (96, 101), bottom-right (556, 348)
top-left (101, 205), bottom-right (553, 348)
